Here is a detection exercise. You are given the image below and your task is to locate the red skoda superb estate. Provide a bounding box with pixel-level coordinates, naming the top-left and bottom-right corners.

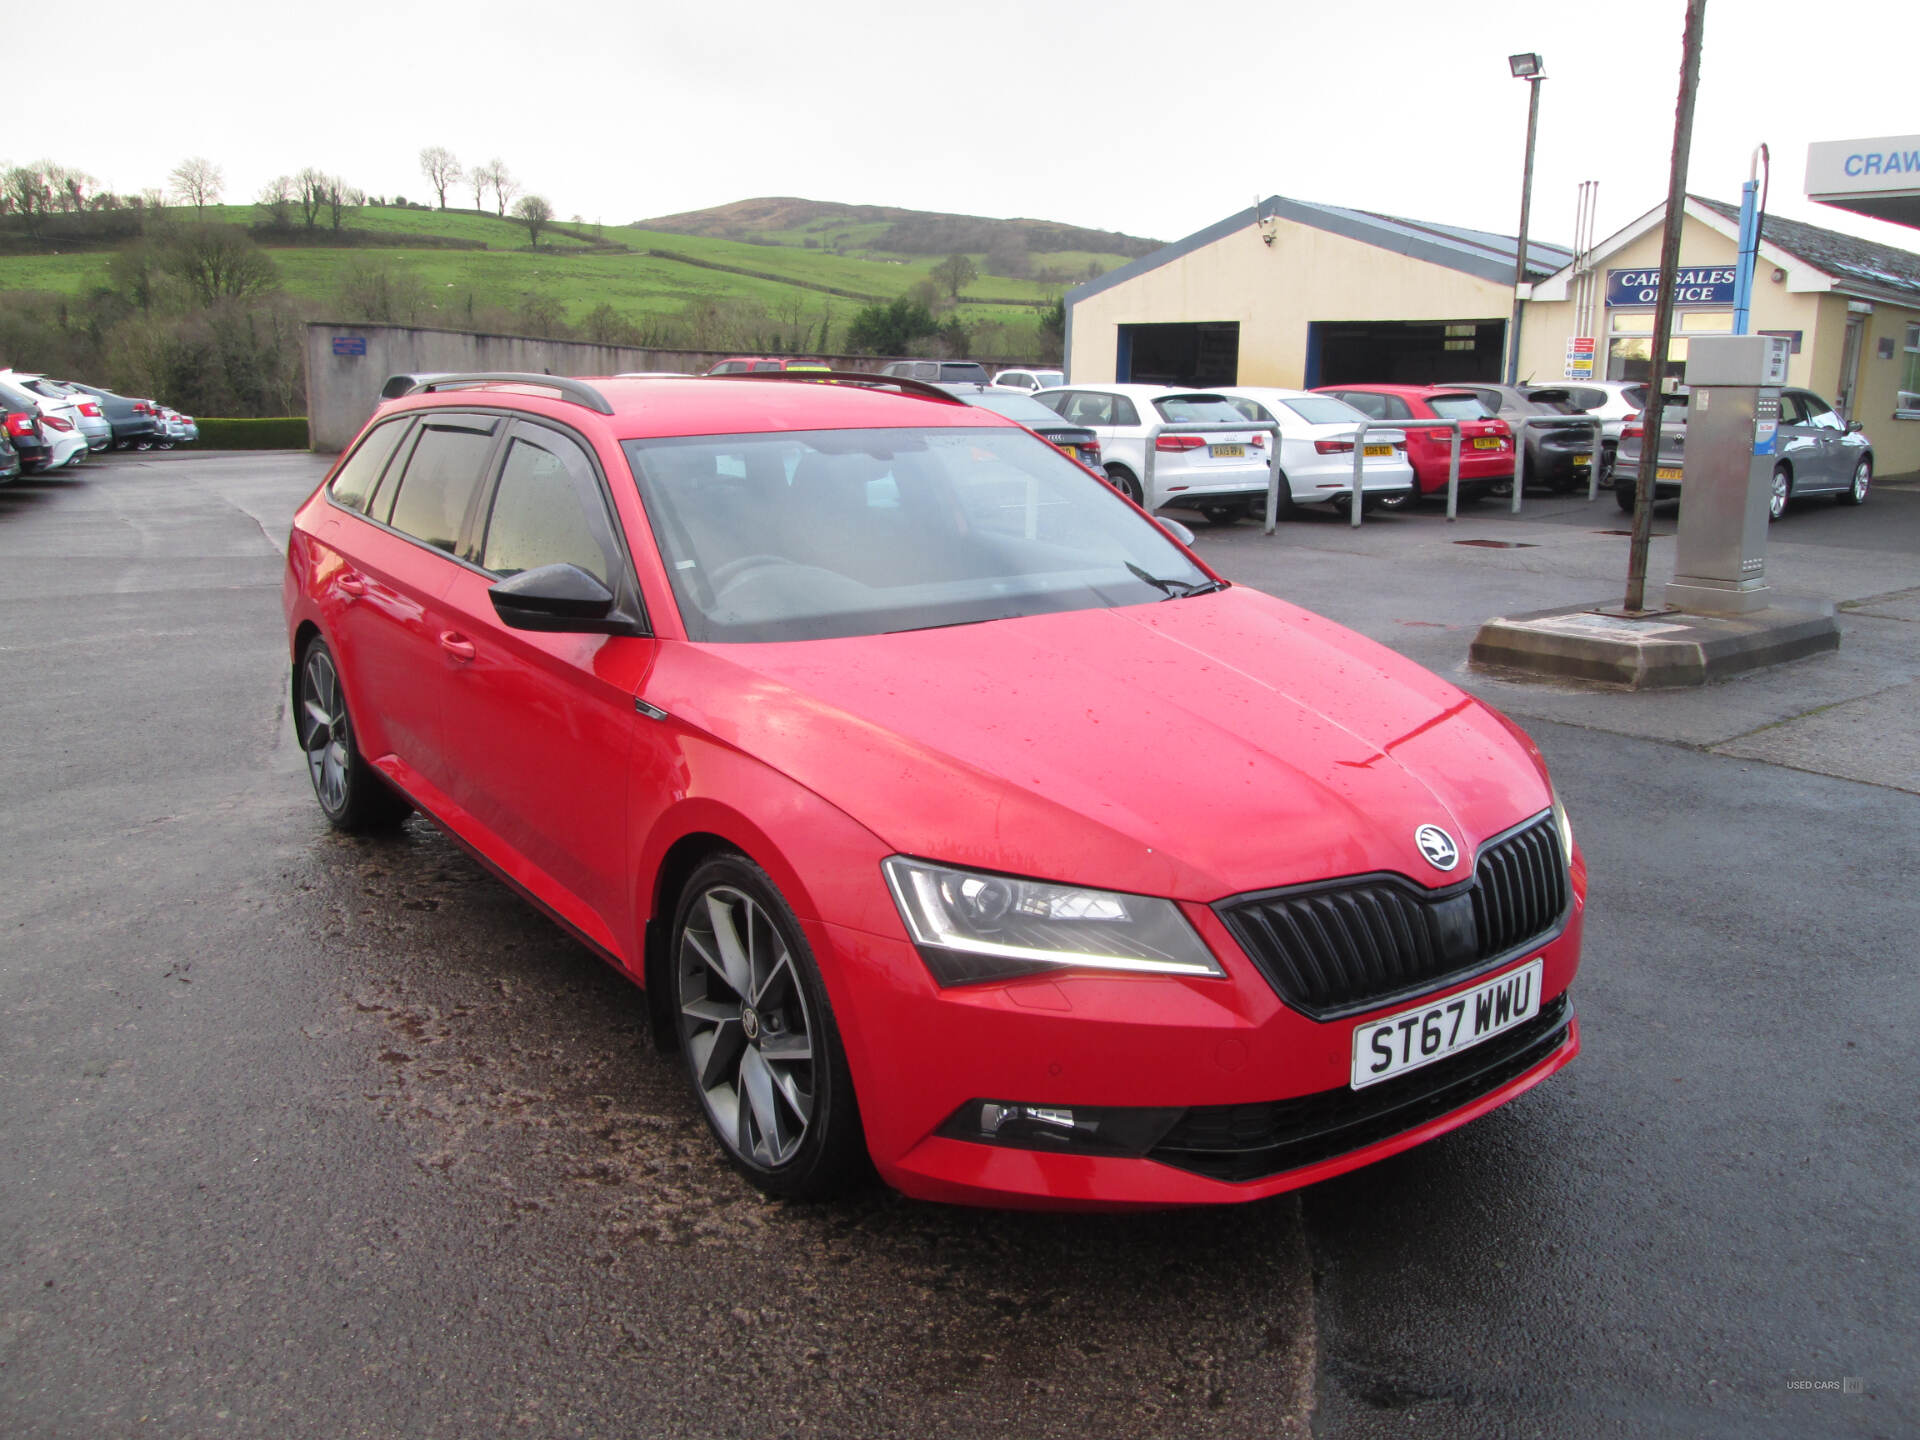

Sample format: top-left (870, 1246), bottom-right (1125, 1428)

top-left (284, 371), bottom-right (1584, 1209)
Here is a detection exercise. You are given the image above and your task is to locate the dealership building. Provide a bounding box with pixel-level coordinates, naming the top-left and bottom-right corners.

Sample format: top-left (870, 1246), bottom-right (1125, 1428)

top-left (1065, 188), bottom-right (1920, 473)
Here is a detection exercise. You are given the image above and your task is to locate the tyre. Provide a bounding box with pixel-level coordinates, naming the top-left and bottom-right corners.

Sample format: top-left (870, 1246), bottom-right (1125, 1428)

top-left (1104, 465), bottom-right (1143, 505)
top-left (1615, 484), bottom-right (1636, 513)
top-left (296, 637), bottom-right (412, 832)
top-left (1598, 444), bottom-right (1616, 485)
top-left (1266, 471), bottom-right (1294, 521)
top-left (1768, 464), bottom-right (1792, 522)
top-left (1373, 488), bottom-right (1414, 511)
top-left (1839, 457), bottom-right (1870, 506)
top-left (671, 854), bottom-right (867, 1200)
top-left (1199, 504), bottom-right (1242, 526)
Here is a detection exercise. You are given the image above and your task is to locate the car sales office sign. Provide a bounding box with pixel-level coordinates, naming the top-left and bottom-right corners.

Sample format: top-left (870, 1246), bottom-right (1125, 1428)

top-left (1606, 266), bottom-right (1737, 307)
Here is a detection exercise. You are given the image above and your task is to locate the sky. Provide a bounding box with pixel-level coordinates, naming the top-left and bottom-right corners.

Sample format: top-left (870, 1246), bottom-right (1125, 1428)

top-left (7, 0), bottom-right (1918, 258)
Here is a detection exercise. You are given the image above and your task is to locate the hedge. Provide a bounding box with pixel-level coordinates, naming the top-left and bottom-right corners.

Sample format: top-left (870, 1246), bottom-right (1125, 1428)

top-left (194, 417), bottom-right (311, 450)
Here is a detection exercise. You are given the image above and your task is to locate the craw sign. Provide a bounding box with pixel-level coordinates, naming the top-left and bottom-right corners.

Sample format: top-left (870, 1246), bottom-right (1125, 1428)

top-left (1605, 266), bottom-right (1736, 307)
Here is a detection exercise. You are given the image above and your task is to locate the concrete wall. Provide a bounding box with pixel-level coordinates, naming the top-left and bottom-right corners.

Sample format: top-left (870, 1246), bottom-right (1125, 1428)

top-left (1066, 217), bottom-right (1513, 387)
top-left (304, 324), bottom-right (1047, 452)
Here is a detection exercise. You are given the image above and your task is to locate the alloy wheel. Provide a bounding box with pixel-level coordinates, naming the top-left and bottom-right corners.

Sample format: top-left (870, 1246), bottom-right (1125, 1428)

top-left (1769, 467), bottom-right (1790, 522)
top-left (1849, 460), bottom-right (1871, 504)
top-left (677, 884), bottom-right (817, 1169)
top-left (299, 646), bottom-right (351, 815)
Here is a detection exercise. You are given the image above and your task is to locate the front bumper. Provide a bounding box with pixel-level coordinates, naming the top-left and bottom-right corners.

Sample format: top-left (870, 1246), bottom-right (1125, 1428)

top-left (816, 874), bottom-right (1584, 1209)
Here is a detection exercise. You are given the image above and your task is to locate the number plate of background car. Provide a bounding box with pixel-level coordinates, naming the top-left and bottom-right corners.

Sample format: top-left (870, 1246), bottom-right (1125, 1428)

top-left (1574, 453), bottom-right (1592, 465)
top-left (1350, 959), bottom-right (1543, 1089)
top-left (1473, 437), bottom-right (1502, 449)
top-left (1363, 444), bottom-right (1393, 457)
top-left (1658, 466), bottom-right (1683, 481)
top-left (1210, 443), bottom-right (1245, 458)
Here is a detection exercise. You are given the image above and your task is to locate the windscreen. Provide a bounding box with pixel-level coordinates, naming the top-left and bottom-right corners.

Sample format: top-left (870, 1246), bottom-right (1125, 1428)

top-left (939, 363), bottom-right (992, 383)
top-left (1154, 395), bottom-right (1246, 424)
top-left (968, 391), bottom-right (1074, 425)
top-left (1281, 396), bottom-right (1368, 426)
top-left (625, 427), bottom-right (1214, 643)
top-left (1427, 393), bottom-right (1494, 421)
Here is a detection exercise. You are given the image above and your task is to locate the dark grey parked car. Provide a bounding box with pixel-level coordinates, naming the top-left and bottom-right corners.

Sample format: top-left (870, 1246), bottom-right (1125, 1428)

top-left (60, 381), bottom-right (161, 450)
top-left (1614, 386), bottom-right (1873, 519)
top-left (1449, 383), bottom-right (1595, 493)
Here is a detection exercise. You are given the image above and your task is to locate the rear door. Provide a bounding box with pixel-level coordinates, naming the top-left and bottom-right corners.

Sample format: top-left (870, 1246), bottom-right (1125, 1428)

top-left (1793, 392), bottom-right (1849, 490)
top-left (324, 411), bottom-right (500, 796)
top-left (435, 419), bottom-right (655, 958)
top-left (1775, 391), bottom-right (1828, 488)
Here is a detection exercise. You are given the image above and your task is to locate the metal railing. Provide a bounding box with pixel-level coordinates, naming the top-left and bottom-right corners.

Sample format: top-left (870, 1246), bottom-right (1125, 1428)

top-left (1324, 420), bottom-right (1464, 530)
top-left (1508, 415), bottom-right (1606, 510)
top-left (1136, 420), bottom-right (1283, 522)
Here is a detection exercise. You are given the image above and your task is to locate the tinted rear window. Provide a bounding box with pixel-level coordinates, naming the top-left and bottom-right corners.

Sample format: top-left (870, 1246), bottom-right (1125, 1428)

top-left (939, 363), bottom-right (991, 383)
top-left (1426, 393), bottom-right (1494, 421)
top-left (1282, 396), bottom-right (1367, 425)
top-left (329, 417), bottom-right (411, 512)
top-left (1154, 396), bottom-right (1245, 424)
top-left (382, 419), bottom-right (498, 552)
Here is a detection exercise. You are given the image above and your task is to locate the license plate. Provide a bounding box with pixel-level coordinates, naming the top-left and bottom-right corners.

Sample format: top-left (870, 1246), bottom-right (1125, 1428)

top-left (1472, 437), bottom-right (1502, 450)
top-left (1350, 959), bottom-right (1543, 1089)
top-left (1210, 443), bottom-right (1246, 458)
top-left (1363, 444), bottom-right (1393, 457)
top-left (1573, 453), bottom-right (1592, 466)
top-left (1657, 466), bottom-right (1683, 481)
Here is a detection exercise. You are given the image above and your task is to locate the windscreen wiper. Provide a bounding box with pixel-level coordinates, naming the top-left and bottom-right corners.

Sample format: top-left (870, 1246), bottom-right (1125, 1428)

top-left (1126, 563), bottom-right (1227, 600)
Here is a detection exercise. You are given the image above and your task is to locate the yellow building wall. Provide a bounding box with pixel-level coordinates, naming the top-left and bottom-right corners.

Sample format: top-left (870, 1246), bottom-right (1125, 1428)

top-left (1067, 216), bottom-right (1514, 387)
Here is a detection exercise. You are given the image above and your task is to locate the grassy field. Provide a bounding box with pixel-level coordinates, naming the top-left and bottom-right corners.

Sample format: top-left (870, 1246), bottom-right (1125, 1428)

top-left (0, 201), bottom-right (1120, 338)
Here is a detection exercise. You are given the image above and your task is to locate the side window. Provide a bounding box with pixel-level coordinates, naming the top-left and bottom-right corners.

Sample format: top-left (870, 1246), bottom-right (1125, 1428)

top-left (751, 361), bottom-right (783, 373)
top-left (329, 417), bottom-right (411, 513)
top-left (1378, 395), bottom-right (1414, 421)
top-left (1033, 390), bottom-right (1070, 417)
top-left (1776, 392), bottom-right (1809, 426)
top-left (1336, 391), bottom-right (1383, 420)
top-left (712, 361), bottom-right (747, 375)
top-left (1801, 394), bottom-right (1843, 431)
top-left (1066, 392), bottom-right (1115, 427)
top-left (478, 424), bottom-right (622, 586)
top-left (382, 416), bottom-right (499, 554)
top-left (1225, 397), bottom-right (1273, 422)
top-left (1111, 396), bottom-right (1141, 427)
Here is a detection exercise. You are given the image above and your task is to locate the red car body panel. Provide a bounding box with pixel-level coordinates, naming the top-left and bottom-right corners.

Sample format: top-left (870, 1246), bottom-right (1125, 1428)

top-left (284, 377), bottom-right (1585, 1208)
top-left (1314, 383), bottom-right (1516, 497)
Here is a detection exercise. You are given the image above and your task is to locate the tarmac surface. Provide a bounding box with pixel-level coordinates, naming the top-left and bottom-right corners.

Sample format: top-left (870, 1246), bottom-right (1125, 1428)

top-left (2, 451), bottom-right (1915, 1438)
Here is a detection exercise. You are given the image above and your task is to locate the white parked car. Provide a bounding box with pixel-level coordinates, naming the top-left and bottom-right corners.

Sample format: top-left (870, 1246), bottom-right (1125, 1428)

top-left (1524, 380), bottom-right (1648, 483)
top-left (0, 370), bottom-right (90, 468)
top-left (1031, 384), bottom-right (1273, 523)
top-left (992, 367), bottom-right (1064, 393)
top-left (1212, 388), bottom-right (1416, 515)
top-left (1, 373), bottom-right (111, 452)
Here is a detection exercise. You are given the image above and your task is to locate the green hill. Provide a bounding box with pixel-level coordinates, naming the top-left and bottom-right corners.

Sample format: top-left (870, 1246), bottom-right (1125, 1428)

top-left (0, 196), bottom-right (1139, 342)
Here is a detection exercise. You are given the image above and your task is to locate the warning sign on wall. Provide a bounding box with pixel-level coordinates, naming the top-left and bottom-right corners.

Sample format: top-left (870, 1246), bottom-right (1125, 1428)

top-left (1564, 336), bottom-right (1596, 380)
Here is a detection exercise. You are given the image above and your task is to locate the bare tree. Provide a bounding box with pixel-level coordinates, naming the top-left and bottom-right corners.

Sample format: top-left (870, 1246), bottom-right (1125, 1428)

top-left (2, 165), bottom-right (53, 231)
top-left (513, 194), bottom-right (554, 247)
top-left (293, 168), bottom-right (330, 229)
top-left (930, 252), bottom-right (978, 302)
top-left (159, 225), bottom-right (281, 306)
top-left (468, 160), bottom-right (493, 212)
top-left (257, 175), bottom-right (295, 229)
top-left (168, 157), bottom-right (224, 212)
top-left (418, 146), bottom-right (461, 209)
top-left (325, 181), bottom-right (362, 232)
top-left (487, 158), bottom-right (520, 217)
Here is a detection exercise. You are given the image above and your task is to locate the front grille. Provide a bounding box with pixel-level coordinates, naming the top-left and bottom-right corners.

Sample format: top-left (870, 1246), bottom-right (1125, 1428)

top-left (1216, 812), bottom-right (1568, 1018)
top-left (1148, 995), bottom-right (1571, 1182)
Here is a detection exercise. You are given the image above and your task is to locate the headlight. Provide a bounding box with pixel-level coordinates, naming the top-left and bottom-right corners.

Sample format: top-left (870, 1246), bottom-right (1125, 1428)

top-left (1551, 786), bottom-right (1574, 863)
top-left (881, 856), bottom-right (1224, 987)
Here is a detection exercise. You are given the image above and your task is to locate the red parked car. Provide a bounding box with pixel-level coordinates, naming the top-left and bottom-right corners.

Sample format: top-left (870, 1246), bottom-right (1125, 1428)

top-left (284, 370), bottom-right (1584, 1209)
top-left (704, 357), bottom-right (831, 375)
top-left (1314, 383), bottom-right (1515, 504)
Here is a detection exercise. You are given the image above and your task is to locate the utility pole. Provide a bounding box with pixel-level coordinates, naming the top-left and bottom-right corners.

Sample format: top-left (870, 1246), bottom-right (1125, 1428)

top-left (1625, 0), bottom-right (1708, 614)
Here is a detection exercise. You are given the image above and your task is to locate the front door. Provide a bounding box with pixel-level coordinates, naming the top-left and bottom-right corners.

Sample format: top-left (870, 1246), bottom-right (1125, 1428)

top-left (435, 419), bottom-right (653, 960)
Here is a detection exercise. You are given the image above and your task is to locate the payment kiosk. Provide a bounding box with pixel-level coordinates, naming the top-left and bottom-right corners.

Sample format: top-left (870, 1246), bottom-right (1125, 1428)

top-left (1665, 334), bottom-right (1794, 615)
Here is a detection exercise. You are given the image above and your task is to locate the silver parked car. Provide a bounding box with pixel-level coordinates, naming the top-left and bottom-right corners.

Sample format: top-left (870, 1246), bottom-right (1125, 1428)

top-left (1613, 386), bottom-right (1873, 519)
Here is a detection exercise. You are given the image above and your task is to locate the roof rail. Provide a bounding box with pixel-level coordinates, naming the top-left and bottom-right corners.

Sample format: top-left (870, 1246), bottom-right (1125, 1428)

top-left (704, 369), bottom-right (969, 407)
top-left (385, 372), bottom-right (616, 415)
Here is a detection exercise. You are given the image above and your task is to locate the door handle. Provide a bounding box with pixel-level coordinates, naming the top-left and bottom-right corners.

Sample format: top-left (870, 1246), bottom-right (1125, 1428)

top-left (439, 631), bottom-right (476, 662)
top-left (338, 573), bottom-right (367, 598)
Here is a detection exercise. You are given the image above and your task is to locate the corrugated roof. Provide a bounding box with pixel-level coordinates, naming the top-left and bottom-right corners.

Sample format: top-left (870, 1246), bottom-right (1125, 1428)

top-left (1067, 194), bottom-right (1568, 307)
top-left (1693, 195), bottom-right (1920, 303)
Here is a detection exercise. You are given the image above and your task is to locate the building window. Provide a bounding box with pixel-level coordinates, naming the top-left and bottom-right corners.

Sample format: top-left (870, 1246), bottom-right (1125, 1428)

top-left (1898, 323), bottom-right (1920, 418)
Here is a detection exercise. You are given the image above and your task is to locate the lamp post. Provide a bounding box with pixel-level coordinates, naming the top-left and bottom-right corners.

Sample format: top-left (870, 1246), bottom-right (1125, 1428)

top-left (1504, 52), bottom-right (1545, 385)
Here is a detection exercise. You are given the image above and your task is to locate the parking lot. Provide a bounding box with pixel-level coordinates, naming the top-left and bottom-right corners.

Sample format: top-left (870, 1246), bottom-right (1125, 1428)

top-left (2, 451), bottom-right (1916, 1438)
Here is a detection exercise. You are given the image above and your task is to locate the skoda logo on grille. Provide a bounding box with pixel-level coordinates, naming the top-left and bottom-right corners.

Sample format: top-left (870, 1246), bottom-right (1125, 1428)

top-left (1415, 824), bottom-right (1461, 871)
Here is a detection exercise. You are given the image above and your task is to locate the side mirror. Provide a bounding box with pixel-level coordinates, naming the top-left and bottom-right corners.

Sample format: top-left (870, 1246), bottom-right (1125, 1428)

top-left (488, 563), bottom-right (640, 635)
top-left (1847, 419), bottom-right (1865, 434)
top-left (1156, 517), bottom-right (1196, 548)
